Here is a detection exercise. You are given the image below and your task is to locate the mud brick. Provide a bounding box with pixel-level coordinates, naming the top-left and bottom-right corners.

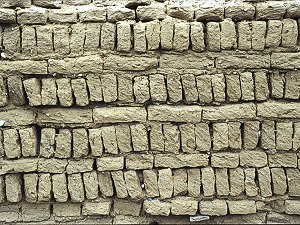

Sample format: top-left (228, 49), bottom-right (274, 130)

top-left (118, 74), bottom-right (134, 103)
top-left (146, 20), bottom-right (160, 50)
top-left (38, 173), bottom-right (52, 202)
top-left (68, 173), bottom-right (85, 202)
top-left (166, 72), bottom-right (182, 103)
top-left (55, 129), bottom-right (72, 158)
top-left (150, 74), bottom-right (167, 102)
top-left (111, 171), bottom-right (128, 198)
top-left (7, 76), bottom-right (26, 105)
top-left (130, 124), bottom-right (148, 152)
top-left (19, 127), bottom-right (38, 157)
top-left (202, 167), bottom-right (215, 197)
top-left (56, 78), bottom-right (73, 107)
top-left (163, 123), bottom-right (180, 153)
top-left (133, 76), bottom-right (150, 103)
top-left (181, 74), bottom-right (198, 102)
top-left (173, 22), bottom-right (190, 52)
top-left (179, 124), bottom-right (196, 153)
top-left (216, 168), bottom-right (229, 196)
top-left (23, 78), bottom-right (42, 106)
top-left (101, 126), bottom-right (118, 154)
top-left (98, 171), bottom-right (114, 197)
top-left (3, 129), bottom-right (21, 159)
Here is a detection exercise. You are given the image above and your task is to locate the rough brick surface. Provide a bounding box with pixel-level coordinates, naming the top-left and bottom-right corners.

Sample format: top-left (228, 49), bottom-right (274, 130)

top-left (1, 1), bottom-right (300, 224)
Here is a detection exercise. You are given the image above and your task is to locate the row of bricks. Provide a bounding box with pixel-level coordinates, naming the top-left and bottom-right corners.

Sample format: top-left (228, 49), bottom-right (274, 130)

top-left (1, 199), bottom-right (299, 224)
top-left (1, 150), bottom-right (300, 177)
top-left (2, 119), bottom-right (300, 159)
top-left (1, 166), bottom-right (300, 203)
top-left (2, 52), bottom-right (300, 76)
top-left (1, 71), bottom-right (299, 107)
top-left (2, 18), bottom-right (299, 58)
top-left (1, 1), bottom-right (300, 23)
top-left (2, 101), bottom-right (300, 127)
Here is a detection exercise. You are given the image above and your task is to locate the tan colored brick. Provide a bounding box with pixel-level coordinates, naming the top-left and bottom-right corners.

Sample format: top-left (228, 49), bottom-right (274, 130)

top-left (52, 173), bottom-right (68, 202)
top-left (73, 128), bottom-right (89, 158)
top-left (237, 21), bottom-right (251, 50)
top-left (118, 74), bottom-right (134, 103)
top-left (212, 74), bottom-right (226, 102)
top-left (114, 199), bottom-right (141, 216)
top-left (93, 107), bottom-right (147, 124)
top-left (254, 71), bottom-right (269, 101)
top-left (144, 199), bottom-right (170, 216)
top-left (82, 200), bottom-right (112, 216)
top-left (38, 158), bottom-right (68, 174)
top-left (173, 22), bottom-right (190, 52)
top-left (68, 173), bottom-right (84, 202)
top-left (171, 198), bottom-right (198, 215)
top-left (17, 147), bottom-right (33, 176)
top-left (6, 174), bottom-right (22, 203)
top-left (55, 129), bottom-right (72, 158)
top-left (190, 22), bottom-right (205, 52)
top-left (173, 169), bottom-right (187, 196)
top-left (41, 78), bottom-right (57, 105)
top-left (226, 74), bottom-right (241, 102)
top-left (126, 154), bottom-right (153, 170)
top-left (211, 153), bottom-right (239, 168)
top-left (150, 122), bottom-right (164, 152)
top-left (281, 19), bottom-right (298, 47)
top-left (285, 72), bottom-right (300, 100)
top-left (23, 78), bottom-right (41, 106)
top-left (286, 200), bottom-right (300, 215)
top-left (228, 122), bottom-right (242, 149)
top-left (111, 171), bottom-right (128, 198)
top-left (181, 74), bottom-right (198, 102)
top-left (101, 23), bottom-right (116, 50)
top-left (97, 156), bottom-right (124, 171)
top-left (213, 123), bottom-right (229, 150)
top-left (149, 74), bottom-right (167, 102)
top-left (180, 124), bottom-right (196, 153)
top-left (71, 78), bottom-right (89, 106)
top-left (146, 20), bottom-right (160, 50)
top-left (98, 172), bottom-right (114, 197)
top-left (271, 168), bottom-right (287, 195)
top-left (161, 17), bottom-right (174, 50)
top-left (101, 74), bottom-right (117, 103)
top-left (117, 21), bottom-right (131, 52)
top-left (130, 124), bottom-right (148, 152)
top-left (56, 78), bottom-right (73, 107)
top-left (187, 168), bottom-right (201, 197)
top-left (229, 167), bottom-right (244, 196)
top-left (216, 168), bottom-right (229, 196)
top-left (83, 171), bottom-right (99, 200)
top-left (24, 173), bottom-right (38, 203)
top-left (134, 22), bottom-right (146, 52)
top-left (40, 128), bottom-right (55, 158)
top-left (7, 76), bottom-right (26, 106)
top-left (266, 20), bottom-right (282, 48)
top-left (258, 167), bottom-right (272, 197)
top-left (244, 168), bottom-right (258, 197)
top-left (228, 200), bottom-right (256, 214)
top-left (251, 21), bottom-right (266, 50)
top-left (133, 76), bottom-right (150, 103)
top-left (143, 170), bottom-right (159, 197)
top-left (240, 72), bottom-right (254, 101)
top-left (166, 71), bottom-right (182, 103)
top-left (3, 129), bottom-right (21, 159)
top-left (124, 170), bottom-right (143, 199)
top-left (86, 75), bottom-right (103, 102)
top-left (38, 173), bottom-right (52, 202)
top-left (88, 128), bottom-right (103, 157)
top-left (261, 120), bottom-right (276, 150)
top-left (203, 103), bottom-right (256, 121)
top-left (286, 169), bottom-right (300, 196)
top-left (240, 151), bottom-right (268, 168)
top-left (276, 122), bottom-right (293, 150)
top-left (101, 126), bottom-right (118, 154)
top-left (243, 121), bottom-right (260, 150)
top-left (202, 167), bottom-right (215, 197)
top-left (269, 153), bottom-right (297, 168)
top-left (195, 123), bottom-right (211, 151)
top-left (200, 200), bottom-right (227, 216)
top-left (38, 108), bottom-right (93, 124)
top-left (207, 22), bottom-right (220, 51)
top-left (220, 19), bottom-right (236, 49)
top-left (164, 123), bottom-right (180, 153)
top-left (115, 125), bottom-right (132, 153)
top-left (271, 73), bottom-right (285, 98)
top-left (197, 75), bottom-right (213, 103)
top-left (155, 153), bottom-right (209, 168)
top-left (158, 168), bottom-right (173, 199)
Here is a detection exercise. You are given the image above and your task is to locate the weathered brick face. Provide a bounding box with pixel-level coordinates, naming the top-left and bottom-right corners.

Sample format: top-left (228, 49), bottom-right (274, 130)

top-left (1, 0), bottom-right (300, 224)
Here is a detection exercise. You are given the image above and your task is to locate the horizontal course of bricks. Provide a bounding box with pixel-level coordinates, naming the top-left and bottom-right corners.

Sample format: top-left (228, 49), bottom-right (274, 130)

top-left (2, 0), bottom-right (300, 224)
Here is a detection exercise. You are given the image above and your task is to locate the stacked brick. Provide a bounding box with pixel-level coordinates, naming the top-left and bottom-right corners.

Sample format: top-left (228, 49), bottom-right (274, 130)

top-left (1, 0), bottom-right (300, 224)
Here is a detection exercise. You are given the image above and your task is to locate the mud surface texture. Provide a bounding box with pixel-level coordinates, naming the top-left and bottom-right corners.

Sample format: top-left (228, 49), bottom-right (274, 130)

top-left (1, 0), bottom-right (300, 224)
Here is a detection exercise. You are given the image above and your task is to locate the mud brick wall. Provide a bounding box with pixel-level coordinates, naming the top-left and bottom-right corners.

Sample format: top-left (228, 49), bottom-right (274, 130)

top-left (2, 0), bottom-right (300, 224)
